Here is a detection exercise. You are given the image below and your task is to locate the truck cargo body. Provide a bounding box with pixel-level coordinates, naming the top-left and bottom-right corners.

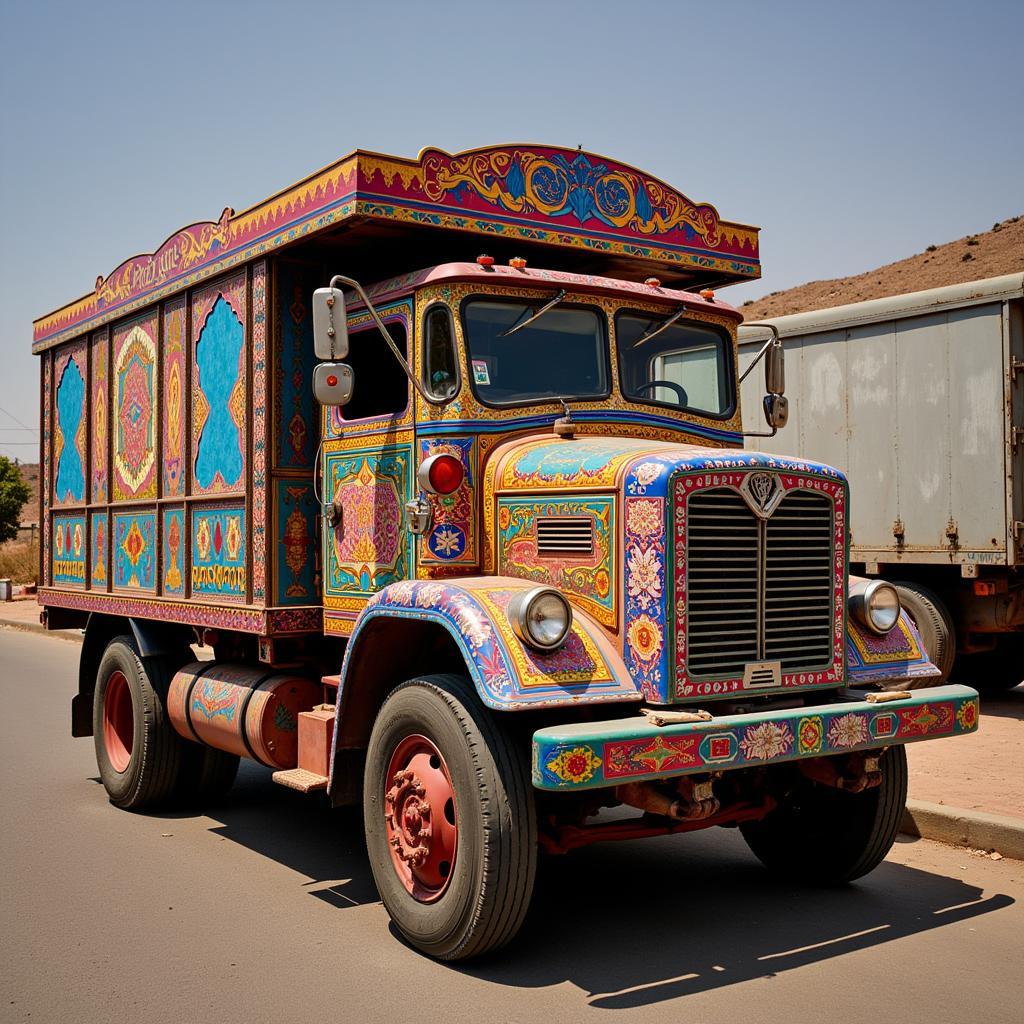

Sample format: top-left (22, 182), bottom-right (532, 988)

top-left (740, 274), bottom-right (1024, 671)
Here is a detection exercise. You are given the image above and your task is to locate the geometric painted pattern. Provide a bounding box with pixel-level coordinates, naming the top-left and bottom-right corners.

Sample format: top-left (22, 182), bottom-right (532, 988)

top-left (112, 314), bottom-right (158, 500)
top-left (52, 514), bottom-right (86, 586)
top-left (53, 340), bottom-right (87, 506)
top-left (162, 297), bottom-right (186, 497)
top-left (162, 507), bottom-right (185, 596)
top-left (113, 511), bottom-right (156, 591)
top-left (191, 505), bottom-right (246, 601)
top-left (90, 330), bottom-right (108, 503)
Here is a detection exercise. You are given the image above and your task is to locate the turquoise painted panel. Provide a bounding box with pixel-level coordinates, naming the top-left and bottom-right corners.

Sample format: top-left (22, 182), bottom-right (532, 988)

top-left (112, 511), bottom-right (156, 591)
top-left (54, 351), bottom-right (86, 503)
top-left (191, 505), bottom-right (246, 601)
top-left (53, 514), bottom-right (86, 586)
top-left (275, 482), bottom-right (318, 605)
top-left (162, 507), bottom-right (185, 597)
top-left (274, 263), bottom-right (316, 468)
top-left (195, 296), bottom-right (244, 490)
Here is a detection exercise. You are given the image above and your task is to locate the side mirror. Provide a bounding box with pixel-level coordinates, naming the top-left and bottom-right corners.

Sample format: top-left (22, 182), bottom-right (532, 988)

top-left (763, 393), bottom-right (789, 429)
top-left (313, 287), bottom-right (349, 361)
top-left (765, 340), bottom-right (785, 395)
top-left (313, 362), bottom-right (354, 406)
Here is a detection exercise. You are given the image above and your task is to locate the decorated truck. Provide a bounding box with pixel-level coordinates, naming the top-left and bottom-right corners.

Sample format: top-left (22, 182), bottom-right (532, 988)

top-left (34, 143), bottom-right (979, 961)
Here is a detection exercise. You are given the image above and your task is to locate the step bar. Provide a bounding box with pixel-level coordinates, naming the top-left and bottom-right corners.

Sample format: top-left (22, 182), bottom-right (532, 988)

top-left (532, 685), bottom-right (979, 791)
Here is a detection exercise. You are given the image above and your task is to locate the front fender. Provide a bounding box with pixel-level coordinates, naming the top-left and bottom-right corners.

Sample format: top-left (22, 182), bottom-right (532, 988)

top-left (341, 576), bottom-right (639, 711)
top-left (846, 576), bottom-right (941, 689)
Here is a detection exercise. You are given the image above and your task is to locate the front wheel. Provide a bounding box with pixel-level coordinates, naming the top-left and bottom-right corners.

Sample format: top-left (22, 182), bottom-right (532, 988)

top-left (740, 746), bottom-right (908, 884)
top-left (363, 674), bottom-right (537, 960)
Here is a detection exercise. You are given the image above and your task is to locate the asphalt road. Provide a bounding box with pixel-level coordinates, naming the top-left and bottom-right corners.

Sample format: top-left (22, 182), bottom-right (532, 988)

top-left (2, 627), bottom-right (1022, 1024)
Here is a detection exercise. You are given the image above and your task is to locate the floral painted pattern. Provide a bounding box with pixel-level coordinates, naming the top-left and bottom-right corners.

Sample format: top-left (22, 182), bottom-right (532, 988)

top-left (739, 721), bottom-right (794, 761)
top-left (827, 712), bottom-right (869, 749)
top-left (546, 745), bottom-right (602, 785)
top-left (626, 545), bottom-right (663, 610)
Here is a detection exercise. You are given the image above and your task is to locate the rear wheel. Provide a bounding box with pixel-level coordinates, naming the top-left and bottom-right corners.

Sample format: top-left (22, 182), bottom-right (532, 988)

top-left (740, 746), bottom-right (908, 883)
top-left (893, 581), bottom-right (956, 682)
top-left (363, 674), bottom-right (537, 960)
top-left (93, 636), bottom-right (182, 810)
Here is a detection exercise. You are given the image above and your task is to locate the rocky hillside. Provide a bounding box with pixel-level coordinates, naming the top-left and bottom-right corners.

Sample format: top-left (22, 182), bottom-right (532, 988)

top-left (740, 215), bottom-right (1023, 321)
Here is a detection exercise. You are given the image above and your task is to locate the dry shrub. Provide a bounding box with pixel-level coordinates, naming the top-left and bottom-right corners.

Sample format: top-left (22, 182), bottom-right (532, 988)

top-left (0, 540), bottom-right (39, 584)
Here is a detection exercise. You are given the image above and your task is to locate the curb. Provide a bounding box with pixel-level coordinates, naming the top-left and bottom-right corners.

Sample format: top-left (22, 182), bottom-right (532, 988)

top-left (0, 616), bottom-right (83, 643)
top-left (902, 800), bottom-right (1024, 861)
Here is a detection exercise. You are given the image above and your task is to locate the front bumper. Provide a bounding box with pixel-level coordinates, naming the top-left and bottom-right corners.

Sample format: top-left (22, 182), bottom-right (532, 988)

top-left (532, 684), bottom-right (979, 791)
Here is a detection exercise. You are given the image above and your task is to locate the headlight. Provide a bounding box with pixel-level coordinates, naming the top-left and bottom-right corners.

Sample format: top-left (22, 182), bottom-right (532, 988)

top-left (508, 587), bottom-right (573, 651)
top-left (849, 580), bottom-right (901, 636)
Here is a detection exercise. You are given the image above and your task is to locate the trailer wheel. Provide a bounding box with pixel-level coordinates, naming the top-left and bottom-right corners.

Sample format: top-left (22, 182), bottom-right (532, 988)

top-left (363, 674), bottom-right (537, 961)
top-left (93, 636), bottom-right (182, 810)
top-left (740, 746), bottom-right (908, 884)
top-left (893, 582), bottom-right (956, 682)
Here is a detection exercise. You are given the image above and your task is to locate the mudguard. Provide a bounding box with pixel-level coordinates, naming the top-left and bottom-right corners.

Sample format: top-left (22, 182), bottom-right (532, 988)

top-left (339, 576), bottom-right (639, 711)
top-left (846, 577), bottom-right (941, 689)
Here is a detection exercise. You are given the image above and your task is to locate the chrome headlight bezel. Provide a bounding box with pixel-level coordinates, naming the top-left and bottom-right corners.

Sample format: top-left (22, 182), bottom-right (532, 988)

top-left (507, 587), bottom-right (573, 651)
top-left (849, 579), bottom-right (901, 636)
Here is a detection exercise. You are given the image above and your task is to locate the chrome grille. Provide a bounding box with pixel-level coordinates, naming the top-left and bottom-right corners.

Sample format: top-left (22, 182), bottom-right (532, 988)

top-left (685, 485), bottom-right (834, 679)
top-left (536, 516), bottom-right (594, 555)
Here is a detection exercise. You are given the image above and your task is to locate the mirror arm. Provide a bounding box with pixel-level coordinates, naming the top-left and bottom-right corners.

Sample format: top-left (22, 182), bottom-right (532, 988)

top-left (328, 274), bottom-right (437, 406)
top-left (738, 322), bottom-right (781, 385)
top-left (740, 424), bottom-right (779, 439)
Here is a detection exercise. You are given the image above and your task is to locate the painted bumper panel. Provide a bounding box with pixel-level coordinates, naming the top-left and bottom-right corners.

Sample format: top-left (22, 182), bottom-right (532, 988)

top-left (532, 684), bottom-right (979, 791)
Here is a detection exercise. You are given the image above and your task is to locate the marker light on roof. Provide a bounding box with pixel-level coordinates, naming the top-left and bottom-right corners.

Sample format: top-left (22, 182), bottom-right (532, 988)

top-left (700, 288), bottom-right (716, 301)
top-left (645, 277), bottom-right (661, 288)
top-left (509, 257), bottom-right (527, 269)
top-left (476, 254), bottom-right (495, 268)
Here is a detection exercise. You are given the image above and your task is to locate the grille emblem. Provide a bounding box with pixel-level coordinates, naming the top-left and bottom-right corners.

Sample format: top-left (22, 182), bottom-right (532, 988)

top-left (740, 472), bottom-right (783, 519)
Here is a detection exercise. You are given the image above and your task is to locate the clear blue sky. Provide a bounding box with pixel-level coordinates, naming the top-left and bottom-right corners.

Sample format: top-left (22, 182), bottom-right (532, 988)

top-left (1, 0), bottom-right (1021, 459)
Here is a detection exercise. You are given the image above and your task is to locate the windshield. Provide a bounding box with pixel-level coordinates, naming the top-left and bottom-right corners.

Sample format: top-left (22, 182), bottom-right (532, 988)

top-left (616, 312), bottom-right (734, 417)
top-left (461, 298), bottom-right (609, 406)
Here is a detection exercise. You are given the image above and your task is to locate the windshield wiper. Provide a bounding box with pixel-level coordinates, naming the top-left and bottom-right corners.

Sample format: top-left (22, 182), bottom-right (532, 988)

top-left (636, 305), bottom-right (687, 345)
top-left (500, 289), bottom-right (567, 337)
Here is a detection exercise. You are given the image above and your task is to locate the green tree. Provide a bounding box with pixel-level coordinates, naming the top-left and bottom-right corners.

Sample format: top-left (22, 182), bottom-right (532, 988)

top-left (0, 458), bottom-right (31, 543)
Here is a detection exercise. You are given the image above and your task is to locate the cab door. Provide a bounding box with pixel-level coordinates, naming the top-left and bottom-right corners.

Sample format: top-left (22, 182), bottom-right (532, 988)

top-left (321, 299), bottom-right (415, 636)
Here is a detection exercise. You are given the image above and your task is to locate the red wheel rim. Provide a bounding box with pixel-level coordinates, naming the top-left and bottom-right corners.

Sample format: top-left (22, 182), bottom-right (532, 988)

top-left (383, 734), bottom-right (458, 902)
top-left (103, 670), bottom-right (134, 773)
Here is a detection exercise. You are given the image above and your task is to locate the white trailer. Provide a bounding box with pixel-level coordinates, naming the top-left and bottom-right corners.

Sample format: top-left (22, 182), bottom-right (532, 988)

top-left (739, 274), bottom-right (1024, 690)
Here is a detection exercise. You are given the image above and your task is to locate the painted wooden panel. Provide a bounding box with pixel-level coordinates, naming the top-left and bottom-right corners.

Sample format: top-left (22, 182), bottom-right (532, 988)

top-left (90, 330), bottom-right (109, 504)
top-left (418, 437), bottom-right (477, 567)
top-left (53, 340), bottom-right (88, 506)
top-left (324, 446), bottom-right (412, 599)
top-left (191, 504), bottom-right (246, 602)
top-left (162, 506), bottom-right (185, 597)
top-left (113, 511), bottom-right (157, 591)
top-left (112, 312), bottom-right (159, 501)
top-left (251, 261), bottom-right (268, 603)
top-left (274, 262), bottom-right (317, 469)
top-left (89, 511), bottom-right (108, 590)
top-left (191, 271), bottom-right (247, 496)
top-left (162, 297), bottom-right (187, 497)
top-left (53, 513), bottom-right (86, 587)
top-left (275, 481), bottom-right (318, 604)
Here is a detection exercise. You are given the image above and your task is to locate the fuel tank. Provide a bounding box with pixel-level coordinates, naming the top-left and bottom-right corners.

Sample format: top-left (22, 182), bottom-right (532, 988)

top-left (167, 662), bottom-right (321, 769)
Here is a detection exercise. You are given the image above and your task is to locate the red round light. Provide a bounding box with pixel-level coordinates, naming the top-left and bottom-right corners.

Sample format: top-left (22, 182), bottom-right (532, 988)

top-left (645, 276), bottom-right (661, 288)
top-left (326, 374), bottom-right (338, 387)
top-left (425, 454), bottom-right (464, 495)
top-left (476, 254), bottom-right (495, 267)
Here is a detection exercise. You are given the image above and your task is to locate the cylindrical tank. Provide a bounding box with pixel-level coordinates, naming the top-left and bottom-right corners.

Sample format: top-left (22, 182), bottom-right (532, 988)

top-left (167, 662), bottom-right (322, 769)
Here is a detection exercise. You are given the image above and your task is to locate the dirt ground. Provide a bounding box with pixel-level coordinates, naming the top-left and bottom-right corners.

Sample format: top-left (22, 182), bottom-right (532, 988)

top-left (741, 215), bottom-right (1024, 321)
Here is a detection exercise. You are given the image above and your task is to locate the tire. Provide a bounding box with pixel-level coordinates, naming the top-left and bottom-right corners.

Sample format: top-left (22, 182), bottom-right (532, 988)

top-left (93, 636), bottom-right (182, 810)
top-left (740, 746), bottom-right (908, 884)
top-left (955, 637), bottom-right (1023, 693)
top-left (893, 581), bottom-right (956, 682)
top-left (363, 674), bottom-right (537, 960)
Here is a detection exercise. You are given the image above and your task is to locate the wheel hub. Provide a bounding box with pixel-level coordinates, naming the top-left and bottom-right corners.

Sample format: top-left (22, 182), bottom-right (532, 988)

top-left (383, 735), bottom-right (457, 901)
top-left (102, 670), bottom-right (134, 774)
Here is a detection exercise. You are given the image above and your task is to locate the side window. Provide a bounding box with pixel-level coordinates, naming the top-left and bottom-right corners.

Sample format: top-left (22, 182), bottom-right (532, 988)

top-left (340, 319), bottom-right (409, 421)
top-left (422, 304), bottom-right (459, 403)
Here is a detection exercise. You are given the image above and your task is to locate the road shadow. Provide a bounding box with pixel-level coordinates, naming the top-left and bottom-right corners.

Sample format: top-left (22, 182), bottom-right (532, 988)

top-left (978, 686), bottom-right (1023, 722)
top-left (131, 760), bottom-right (1016, 1007)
